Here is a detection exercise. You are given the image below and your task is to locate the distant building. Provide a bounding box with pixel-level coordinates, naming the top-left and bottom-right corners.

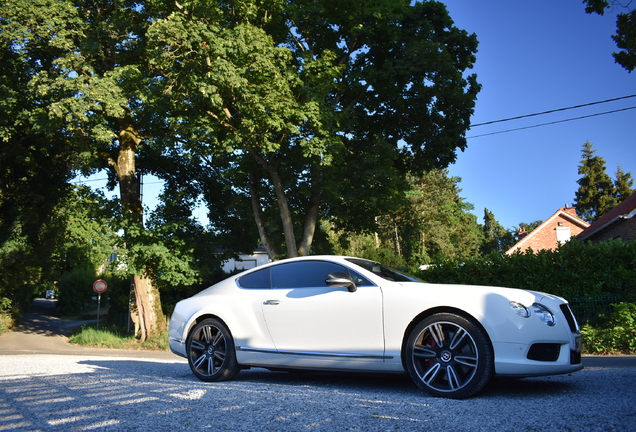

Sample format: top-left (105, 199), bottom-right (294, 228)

top-left (577, 190), bottom-right (636, 243)
top-left (505, 205), bottom-right (589, 255)
top-left (221, 247), bottom-right (270, 273)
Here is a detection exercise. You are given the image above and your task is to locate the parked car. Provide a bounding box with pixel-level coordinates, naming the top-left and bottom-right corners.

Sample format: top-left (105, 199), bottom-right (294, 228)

top-left (45, 290), bottom-right (56, 299)
top-left (169, 256), bottom-right (582, 399)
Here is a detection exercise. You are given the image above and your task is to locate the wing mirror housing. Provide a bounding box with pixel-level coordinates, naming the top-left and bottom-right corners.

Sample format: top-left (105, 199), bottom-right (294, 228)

top-left (325, 272), bottom-right (357, 292)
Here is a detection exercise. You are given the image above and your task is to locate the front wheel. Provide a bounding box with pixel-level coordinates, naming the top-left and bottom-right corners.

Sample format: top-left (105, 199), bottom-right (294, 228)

top-left (405, 313), bottom-right (493, 399)
top-left (186, 318), bottom-right (241, 382)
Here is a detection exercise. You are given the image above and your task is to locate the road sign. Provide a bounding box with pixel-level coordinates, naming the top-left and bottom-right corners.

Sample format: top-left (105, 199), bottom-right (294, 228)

top-left (93, 279), bottom-right (108, 294)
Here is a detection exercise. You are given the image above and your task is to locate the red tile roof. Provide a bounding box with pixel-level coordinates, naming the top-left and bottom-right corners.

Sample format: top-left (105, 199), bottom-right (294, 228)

top-left (577, 190), bottom-right (636, 241)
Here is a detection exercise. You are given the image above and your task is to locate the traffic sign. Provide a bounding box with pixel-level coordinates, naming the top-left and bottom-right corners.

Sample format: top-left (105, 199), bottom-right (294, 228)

top-left (93, 279), bottom-right (108, 294)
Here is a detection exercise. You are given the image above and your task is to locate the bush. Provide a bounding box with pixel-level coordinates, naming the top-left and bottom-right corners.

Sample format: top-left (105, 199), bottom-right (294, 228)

top-left (581, 303), bottom-right (636, 354)
top-left (57, 266), bottom-right (99, 316)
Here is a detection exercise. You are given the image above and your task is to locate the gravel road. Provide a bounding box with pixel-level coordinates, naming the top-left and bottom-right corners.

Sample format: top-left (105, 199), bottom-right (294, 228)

top-left (1, 354), bottom-right (635, 431)
top-left (1, 299), bottom-right (635, 431)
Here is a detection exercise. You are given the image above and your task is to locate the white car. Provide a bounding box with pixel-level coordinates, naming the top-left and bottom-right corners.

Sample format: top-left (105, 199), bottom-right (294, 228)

top-left (169, 256), bottom-right (582, 399)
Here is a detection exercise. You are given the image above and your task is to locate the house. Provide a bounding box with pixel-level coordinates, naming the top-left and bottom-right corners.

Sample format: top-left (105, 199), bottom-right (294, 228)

top-left (505, 204), bottom-right (590, 255)
top-left (577, 190), bottom-right (636, 243)
top-left (221, 247), bottom-right (270, 273)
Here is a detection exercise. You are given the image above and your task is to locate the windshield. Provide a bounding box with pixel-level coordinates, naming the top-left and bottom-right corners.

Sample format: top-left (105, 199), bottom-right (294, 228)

top-left (346, 258), bottom-right (423, 283)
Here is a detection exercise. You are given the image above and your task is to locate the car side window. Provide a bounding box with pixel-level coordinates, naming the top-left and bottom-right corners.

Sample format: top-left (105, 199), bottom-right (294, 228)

top-left (271, 261), bottom-right (350, 289)
top-left (238, 267), bottom-right (271, 289)
top-left (348, 270), bottom-right (373, 287)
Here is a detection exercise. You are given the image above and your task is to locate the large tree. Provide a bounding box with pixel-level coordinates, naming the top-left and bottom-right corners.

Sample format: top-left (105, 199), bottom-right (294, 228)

top-left (584, 0), bottom-right (636, 72)
top-left (1, 0), bottom-right (177, 340)
top-left (574, 141), bottom-right (633, 222)
top-left (370, 170), bottom-right (482, 265)
top-left (0, 8), bottom-right (77, 312)
top-left (147, 0), bottom-right (480, 259)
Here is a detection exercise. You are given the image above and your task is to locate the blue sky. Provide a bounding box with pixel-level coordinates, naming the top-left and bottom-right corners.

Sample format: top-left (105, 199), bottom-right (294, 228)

top-left (443, 0), bottom-right (636, 229)
top-left (79, 1), bottom-right (635, 231)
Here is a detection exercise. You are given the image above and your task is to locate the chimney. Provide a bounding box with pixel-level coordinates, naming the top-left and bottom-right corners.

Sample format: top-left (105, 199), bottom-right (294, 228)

top-left (517, 227), bottom-right (528, 240)
top-left (563, 204), bottom-right (577, 217)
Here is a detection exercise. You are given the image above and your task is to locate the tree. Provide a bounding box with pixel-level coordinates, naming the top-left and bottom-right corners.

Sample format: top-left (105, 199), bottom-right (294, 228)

top-left (373, 170), bottom-right (482, 265)
top-left (614, 163), bottom-right (634, 200)
top-left (1, 0), bottom-right (177, 340)
top-left (481, 209), bottom-right (515, 255)
top-left (147, 0), bottom-right (480, 259)
top-left (1, 10), bottom-right (78, 313)
top-left (574, 141), bottom-right (633, 222)
top-left (584, 0), bottom-right (636, 72)
top-left (49, 186), bottom-right (119, 277)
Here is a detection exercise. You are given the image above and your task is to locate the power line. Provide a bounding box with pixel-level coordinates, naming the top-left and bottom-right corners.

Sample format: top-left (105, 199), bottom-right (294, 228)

top-left (468, 105), bottom-right (636, 138)
top-left (471, 94), bottom-right (636, 127)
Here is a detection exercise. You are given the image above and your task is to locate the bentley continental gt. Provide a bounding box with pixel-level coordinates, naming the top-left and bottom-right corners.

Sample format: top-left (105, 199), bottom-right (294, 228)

top-left (169, 256), bottom-right (582, 399)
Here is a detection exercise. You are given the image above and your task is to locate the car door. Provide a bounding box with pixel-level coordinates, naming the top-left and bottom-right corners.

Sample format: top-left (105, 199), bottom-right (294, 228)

top-left (260, 260), bottom-right (385, 363)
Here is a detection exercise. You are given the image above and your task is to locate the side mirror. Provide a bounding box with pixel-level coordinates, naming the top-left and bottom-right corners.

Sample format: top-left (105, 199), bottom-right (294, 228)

top-left (325, 272), bottom-right (357, 292)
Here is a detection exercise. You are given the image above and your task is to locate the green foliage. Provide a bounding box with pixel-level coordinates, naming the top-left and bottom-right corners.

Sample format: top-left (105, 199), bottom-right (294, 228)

top-left (372, 170), bottom-right (482, 266)
top-left (50, 186), bottom-right (119, 275)
top-left (614, 164), bottom-right (634, 201)
top-left (69, 325), bottom-right (135, 348)
top-left (574, 141), bottom-right (619, 223)
top-left (146, 0), bottom-right (481, 258)
top-left (0, 226), bottom-right (49, 314)
top-left (420, 239), bottom-right (636, 304)
top-left (481, 209), bottom-right (516, 255)
top-left (581, 303), bottom-right (636, 354)
top-left (57, 266), bottom-right (99, 316)
top-left (584, 1), bottom-right (636, 72)
top-left (0, 297), bottom-right (13, 335)
top-left (327, 226), bottom-right (410, 270)
top-left (69, 325), bottom-right (169, 351)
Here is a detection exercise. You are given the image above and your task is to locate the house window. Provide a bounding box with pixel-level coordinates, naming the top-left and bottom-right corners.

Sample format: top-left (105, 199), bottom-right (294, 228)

top-left (556, 226), bottom-right (571, 243)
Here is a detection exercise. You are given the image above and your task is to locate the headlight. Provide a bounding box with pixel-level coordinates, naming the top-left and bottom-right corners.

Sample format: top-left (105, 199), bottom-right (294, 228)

top-left (532, 303), bottom-right (556, 326)
top-left (510, 301), bottom-right (530, 318)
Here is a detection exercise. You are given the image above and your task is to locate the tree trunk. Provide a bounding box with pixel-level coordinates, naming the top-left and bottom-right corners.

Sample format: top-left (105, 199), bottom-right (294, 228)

top-left (113, 125), bottom-right (165, 342)
top-left (248, 150), bottom-right (321, 259)
top-left (268, 168), bottom-right (298, 257)
top-left (297, 168), bottom-right (322, 256)
top-left (249, 171), bottom-right (280, 260)
top-left (131, 274), bottom-right (165, 342)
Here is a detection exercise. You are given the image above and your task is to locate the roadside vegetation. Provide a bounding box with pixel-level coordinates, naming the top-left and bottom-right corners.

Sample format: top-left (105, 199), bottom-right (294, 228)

top-left (69, 326), bottom-right (169, 351)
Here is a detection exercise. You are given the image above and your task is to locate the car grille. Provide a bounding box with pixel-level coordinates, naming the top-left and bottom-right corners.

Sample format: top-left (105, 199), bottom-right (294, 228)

top-left (527, 343), bottom-right (561, 362)
top-left (559, 303), bottom-right (579, 333)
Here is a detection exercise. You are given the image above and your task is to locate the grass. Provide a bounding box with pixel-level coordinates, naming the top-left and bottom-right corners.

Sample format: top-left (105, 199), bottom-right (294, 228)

top-left (0, 312), bottom-right (13, 336)
top-left (69, 325), bottom-right (170, 351)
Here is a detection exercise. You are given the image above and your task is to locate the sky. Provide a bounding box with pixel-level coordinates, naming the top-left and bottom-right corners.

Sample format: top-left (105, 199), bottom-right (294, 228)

top-left (78, 0), bottom-right (636, 231)
top-left (442, 0), bottom-right (636, 229)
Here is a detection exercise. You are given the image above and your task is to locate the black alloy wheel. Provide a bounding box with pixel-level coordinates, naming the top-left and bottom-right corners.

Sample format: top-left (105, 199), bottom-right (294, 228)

top-left (405, 313), bottom-right (493, 399)
top-left (186, 318), bottom-right (241, 382)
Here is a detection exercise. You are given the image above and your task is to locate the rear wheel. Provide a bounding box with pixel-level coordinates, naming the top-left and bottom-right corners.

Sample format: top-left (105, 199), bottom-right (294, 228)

top-left (186, 318), bottom-right (240, 382)
top-left (405, 313), bottom-right (493, 399)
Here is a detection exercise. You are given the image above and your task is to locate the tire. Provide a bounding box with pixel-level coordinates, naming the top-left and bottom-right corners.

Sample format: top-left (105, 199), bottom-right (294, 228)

top-left (404, 313), bottom-right (493, 399)
top-left (186, 318), bottom-right (241, 382)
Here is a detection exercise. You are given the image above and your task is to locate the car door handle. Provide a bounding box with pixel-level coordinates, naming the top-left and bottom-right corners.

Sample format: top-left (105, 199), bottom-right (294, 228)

top-left (263, 300), bottom-right (280, 305)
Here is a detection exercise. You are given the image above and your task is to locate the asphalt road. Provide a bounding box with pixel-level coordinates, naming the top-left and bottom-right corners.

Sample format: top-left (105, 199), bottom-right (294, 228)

top-left (0, 299), bottom-right (635, 431)
top-left (0, 298), bottom-right (176, 359)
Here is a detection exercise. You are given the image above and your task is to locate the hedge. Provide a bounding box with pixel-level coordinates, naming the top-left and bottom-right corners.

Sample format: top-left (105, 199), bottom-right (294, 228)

top-left (418, 239), bottom-right (636, 324)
